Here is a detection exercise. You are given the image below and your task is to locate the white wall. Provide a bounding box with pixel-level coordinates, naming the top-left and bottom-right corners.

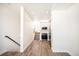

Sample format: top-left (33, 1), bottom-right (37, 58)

top-left (40, 20), bottom-right (49, 33)
top-left (32, 20), bottom-right (40, 32)
top-left (32, 20), bottom-right (50, 33)
top-left (51, 4), bottom-right (79, 56)
top-left (23, 9), bottom-right (34, 51)
top-left (0, 5), bottom-right (20, 54)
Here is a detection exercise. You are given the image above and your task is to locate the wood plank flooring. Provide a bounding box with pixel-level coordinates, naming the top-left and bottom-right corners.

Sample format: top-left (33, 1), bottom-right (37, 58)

top-left (0, 40), bottom-right (70, 56)
top-left (23, 40), bottom-right (53, 56)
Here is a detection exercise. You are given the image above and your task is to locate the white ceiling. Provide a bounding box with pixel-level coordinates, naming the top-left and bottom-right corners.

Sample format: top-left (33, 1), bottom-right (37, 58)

top-left (22, 3), bottom-right (74, 20)
top-left (0, 3), bottom-right (75, 20)
top-left (23, 3), bottom-right (52, 20)
top-left (52, 3), bottom-right (74, 10)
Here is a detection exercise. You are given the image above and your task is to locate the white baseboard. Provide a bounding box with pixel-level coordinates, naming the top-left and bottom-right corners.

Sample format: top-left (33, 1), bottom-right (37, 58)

top-left (23, 39), bottom-right (34, 52)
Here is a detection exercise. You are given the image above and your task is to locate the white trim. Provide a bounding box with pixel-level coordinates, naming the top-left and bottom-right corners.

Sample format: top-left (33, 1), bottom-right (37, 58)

top-left (20, 6), bottom-right (24, 53)
top-left (40, 32), bottom-right (41, 40)
top-left (51, 11), bottom-right (53, 51)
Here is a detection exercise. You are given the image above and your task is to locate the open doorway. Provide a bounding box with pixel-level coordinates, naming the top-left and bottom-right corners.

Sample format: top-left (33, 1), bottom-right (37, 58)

top-left (32, 20), bottom-right (51, 47)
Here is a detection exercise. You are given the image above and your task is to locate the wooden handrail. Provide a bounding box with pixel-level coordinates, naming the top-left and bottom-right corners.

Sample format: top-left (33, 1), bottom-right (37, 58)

top-left (5, 36), bottom-right (20, 46)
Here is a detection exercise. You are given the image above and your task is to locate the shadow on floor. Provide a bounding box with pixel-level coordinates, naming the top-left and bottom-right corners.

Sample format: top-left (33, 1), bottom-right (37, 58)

top-left (53, 52), bottom-right (71, 56)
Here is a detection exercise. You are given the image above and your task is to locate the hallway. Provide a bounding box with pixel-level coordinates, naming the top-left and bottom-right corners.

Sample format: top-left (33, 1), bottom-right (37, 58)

top-left (0, 40), bottom-right (70, 56)
top-left (0, 3), bottom-right (78, 56)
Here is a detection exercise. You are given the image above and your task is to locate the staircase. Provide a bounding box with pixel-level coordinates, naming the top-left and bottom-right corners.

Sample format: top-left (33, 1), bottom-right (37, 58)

top-left (0, 51), bottom-right (21, 56)
top-left (0, 36), bottom-right (21, 56)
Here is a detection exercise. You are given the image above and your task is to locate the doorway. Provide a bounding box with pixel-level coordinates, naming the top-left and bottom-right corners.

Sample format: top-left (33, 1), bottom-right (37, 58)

top-left (33, 20), bottom-right (51, 42)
